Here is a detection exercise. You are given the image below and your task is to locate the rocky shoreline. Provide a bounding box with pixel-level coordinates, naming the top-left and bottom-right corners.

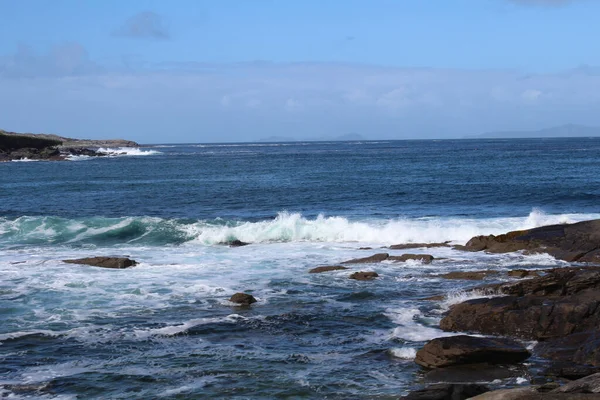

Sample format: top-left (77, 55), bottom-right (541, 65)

top-left (25, 219), bottom-right (600, 398)
top-left (0, 129), bottom-right (139, 162)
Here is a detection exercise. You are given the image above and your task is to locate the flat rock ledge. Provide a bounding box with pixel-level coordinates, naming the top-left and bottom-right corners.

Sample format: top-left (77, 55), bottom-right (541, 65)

top-left (415, 335), bottom-right (531, 369)
top-left (63, 257), bottom-right (137, 269)
top-left (308, 265), bottom-right (348, 273)
top-left (341, 253), bottom-right (434, 264)
top-left (229, 292), bottom-right (257, 305)
top-left (400, 383), bottom-right (489, 400)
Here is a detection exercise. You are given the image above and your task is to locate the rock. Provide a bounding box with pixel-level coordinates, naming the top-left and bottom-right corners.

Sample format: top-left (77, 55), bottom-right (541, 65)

top-left (390, 242), bottom-right (450, 250)
top-left (389, 254), bottom-right (434, 264)
top-left (492, 267), bottom-right (600, 297)
top-left (348, 271), bottom-right (379, 280)
top-left (415, 335), bottom-right (531, 369)
top-left (542, 362), bottom-right (600, 380)
top-left (308, 265), bottom-right (348, 273)
top-left (468, 386), bottom-right (544, 400)
top-left (424, 363), bottom-right (527, 383)
top-left (436, 270), bottom-right (500, 280)
top-left (229, 239), bottom-right (249, 247)
top-left (342, 253), bottom-right (389, 264)
top-left (229, 292), bottom-right (257, 305)
top-left (455, 219), bottom-right (600, 263)
top-left (535, 330), bottom-right (600, 368)
top-left (440, 289), bottom-right (600, 340)
top-left (63, 257), bottom-right (137, 269)
top-left (508, 269), bottom-right (541, 279)
top-left (400, 383), bottom-right (489, 400)
top-left (552, 372), bottom-right (600, 393)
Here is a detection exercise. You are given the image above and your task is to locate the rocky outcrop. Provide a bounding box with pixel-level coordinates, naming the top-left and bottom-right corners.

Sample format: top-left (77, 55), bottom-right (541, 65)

top-left (400, 383), bottom-right (489, 400)
top-left (507, 269), bottom-right (541, 279)
top-left (415, 335), bottom-right (530, 369)
top-left (342, 253), bottom-right (389, 264)
top-left (389, 242), bottom-right (450, 250)
top-left (308, 265), bottom-right (348, 273)
top-left (389, 254), bottom-right (434, 264)
top-left (63, 257), bottom-right (138, 269)
top-left (553, 372), bottom-right (600, 393)
top-left (535, 330), bottom-right (600, 368)
top-left (228, 240), bottom-right (249, 247)
top-left (229, 293), bottom-right (257, 305)
top-left (455, 219), bottom-right (600, 263)
top-left (348, 271), bottom-right (379, 280)
top-left (436, 270), bottom-right (500, 280)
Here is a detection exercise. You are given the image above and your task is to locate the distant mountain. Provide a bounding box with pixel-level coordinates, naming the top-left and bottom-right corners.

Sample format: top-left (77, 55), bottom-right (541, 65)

top-left (256, 133), bottom-right (365, 142)
top-left (470, 124), bottom-right (600, 139)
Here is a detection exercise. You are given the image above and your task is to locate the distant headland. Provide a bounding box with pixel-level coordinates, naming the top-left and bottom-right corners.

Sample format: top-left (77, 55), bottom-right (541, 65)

top-left (468, 124), bottom-right (600, 139)
top-left (0, 129), bottom-right (139, 162)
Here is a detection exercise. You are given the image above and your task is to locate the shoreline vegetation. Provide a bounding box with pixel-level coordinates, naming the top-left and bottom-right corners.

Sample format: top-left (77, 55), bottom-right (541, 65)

top-left (0, 129), bottom-right (139, 162)
top-left (46, 219), bottom-right (600, 398)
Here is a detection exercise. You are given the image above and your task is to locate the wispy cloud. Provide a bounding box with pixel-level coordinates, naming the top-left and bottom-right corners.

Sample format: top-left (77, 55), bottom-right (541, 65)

top-left (113, 11), bottom-right (170, 40)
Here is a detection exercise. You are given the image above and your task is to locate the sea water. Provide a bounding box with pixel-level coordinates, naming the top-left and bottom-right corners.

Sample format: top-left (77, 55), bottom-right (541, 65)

top-left (1, 138), bottom-right (600, 398)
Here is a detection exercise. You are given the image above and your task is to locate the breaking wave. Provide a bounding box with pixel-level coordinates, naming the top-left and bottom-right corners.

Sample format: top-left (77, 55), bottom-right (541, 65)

top-left (0, 209), bottom-right (597, 247)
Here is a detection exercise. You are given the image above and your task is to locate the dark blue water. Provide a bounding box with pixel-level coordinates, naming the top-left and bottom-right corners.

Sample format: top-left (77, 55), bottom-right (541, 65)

top-left (1, 138), bottom-right (599, 399)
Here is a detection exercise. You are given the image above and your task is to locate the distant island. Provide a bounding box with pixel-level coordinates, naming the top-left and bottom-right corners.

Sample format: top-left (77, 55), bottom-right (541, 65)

top-left (0, 129), bottom-right (139, 162)
top-left (256, 133), bottom-right (364, 142)
top-left (470, 124), bottom-right (600, 139)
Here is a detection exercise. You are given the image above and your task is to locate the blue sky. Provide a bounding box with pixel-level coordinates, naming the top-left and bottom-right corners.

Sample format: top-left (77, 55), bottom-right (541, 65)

top-left (1, 0), bottom-right (599, 143)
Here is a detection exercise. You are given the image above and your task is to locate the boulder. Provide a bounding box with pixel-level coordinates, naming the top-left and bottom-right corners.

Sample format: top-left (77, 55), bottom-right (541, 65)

top-left (424, 363), bottom-right (526, 383)
top-left (436, 270), bottom-right (500, 280)
top-left (390, 242), bottom-right (450, 250)
top-left (228, 239), bottom-right (249, 247)
top-left (348, 271), bottom-right (379, 280)
top-left (342, 253), bottom-right (389, 264)
top-left (308, 265), bottom-right (348, 273)
top-left (440, 289), bottom-right (600, 340)
top-left (542, 362), bottom-right (600, 380)
top-left (455, 219), bottom-right (600, 263)
top-left (400, 383), bottom-right (489, 400)
top-left (553, 372), bottom-right (600, 393)
top-left (389, 254), bottom-right (434, 264)
top-left (63, 257), bottom-right (137, 269)
top-left (229, 293), bottom-right (257, 305)
top-left (535, 330), bottom-right (600, 368)
top-left (491, 267), bottom-right (600, 297)
top-left (415, 335), bottom-right (531, 369)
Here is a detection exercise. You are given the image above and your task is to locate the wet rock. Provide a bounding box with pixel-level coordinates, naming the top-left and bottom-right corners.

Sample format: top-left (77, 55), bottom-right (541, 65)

top-left (424, 363), bottom-right (527, 383)
top-left (436, 270), bottom-right (500, 280)
top-left (491, 267), bottom-right (600, 297)
top-left (342, 253), bottom-right (389, 264)
top-left (415, 335), bottom-right (530, 369)
top-left (455, 219), bottom-right (600, 263)
top-left (389, 254), bottom-right (434, 264)
top-left (542, 362), bottom-right (600, 380)
top-left (228, 239), bottom-right (249, 247)
top-left (440, 289), bottom-right (600, 340)
top-left (348, 271), bottom-right (379, 280)
top-left (308, 265), bottom-right (348, 273)
top-left (63, 256), bottom-right (137, 269)
top-left (508, 269), bottom-right (541, 279)
top-left (553, 372), bottom-right (600, 393)
top-left (390, 242), bottom-right (450, 250)
top-left (229, 292), bottom-right (257, 305)
top-left (535, 330), bottom-right (600, 368)
top-left (400, 383), bottom-right (489, 400)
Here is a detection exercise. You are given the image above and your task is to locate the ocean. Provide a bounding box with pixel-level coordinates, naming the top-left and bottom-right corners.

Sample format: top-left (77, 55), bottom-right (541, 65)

top-left (2, 138), bottom-right (600, 399)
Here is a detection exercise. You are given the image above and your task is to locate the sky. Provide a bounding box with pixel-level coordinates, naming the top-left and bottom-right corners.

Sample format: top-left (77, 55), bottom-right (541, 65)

top-left (0, 0), bottom-right (599, 143)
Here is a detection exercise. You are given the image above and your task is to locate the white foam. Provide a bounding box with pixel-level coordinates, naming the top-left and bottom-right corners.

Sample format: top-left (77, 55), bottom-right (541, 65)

top-left (389, 347), bottom-right (417, 360)
top-left (133, 315), bottom-right (245, 339)
top-left (10, 158), bottom-right (39, 162)
top-left (95, 147), bottom-right (161, 156)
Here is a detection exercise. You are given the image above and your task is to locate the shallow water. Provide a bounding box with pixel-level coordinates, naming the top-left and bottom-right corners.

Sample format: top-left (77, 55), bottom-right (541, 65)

top-left (1, 138), bottom-right (599, 398)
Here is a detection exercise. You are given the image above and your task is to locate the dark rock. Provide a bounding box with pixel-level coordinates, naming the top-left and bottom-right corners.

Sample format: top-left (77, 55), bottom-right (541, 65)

top-left (342, 253), bottom-right (389, 264)
top-left (400, 383), bottom-right (489, 400)
top-left (390, 242), bottom-right (450, 250)
top-left (358, 247), bottom-right (373, 250)
top-left (62, 147), bottom-right (101, 157)
top-left (455, 219), bottom-right (600, 263)
top-left (542, 362), bottom-right (600, 380)
top-left (468, 386), bottom-right (589, 400)
top-left (229, 292), bottom-right (257, 305)
top-left (440, 289), bottom-right (600, 340)
top-left (348, 271), bottom-right (379, 280)
top-left (389, 254), bottom-right (434, 264)
top-left (436, 270), bottom-right (500, 280)
top-left (508, 269), bottom-right (541, 279)
top-left (63, 257), bottom-right (137, 269)
top-left (415, 335), bottom-right (530, 369)
top-left (552, 372), bottom-right (600, 393)
top-left (228, 239), bottom-right (249, 247)
top-left (535, 330), bottom-right (600, 368)
top-left (424, 363), bottom-right (527, 383)
top-left (492, 267), bottom-right (600, 297)
top-left (308, 265), bottom-right (348, 273)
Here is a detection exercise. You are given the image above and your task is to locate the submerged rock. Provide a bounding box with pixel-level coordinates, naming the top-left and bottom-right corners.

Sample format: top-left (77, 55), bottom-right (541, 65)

top-left (342, 253), bottom-right (389, 264)
top-left (436, 270), bottom-right (499, 280)
top-left (63, 257), bottom-right (137, 269)
top-left (229, 292), bottom-right (257, 305)
top-left (228, 239), bottom-right (250, 247)
top-left (308, 265), bottom-right (348, 273)
top-left (390, 242), bottom-right (450, 250)
top-left (415, 335), bottom-right (531, 369)
top-left (389, 254), bottom-right (434, 264)
top-left (400, 383), bottom-right (489, 400)
top-left (348, 271), bottom-right (379, 280)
